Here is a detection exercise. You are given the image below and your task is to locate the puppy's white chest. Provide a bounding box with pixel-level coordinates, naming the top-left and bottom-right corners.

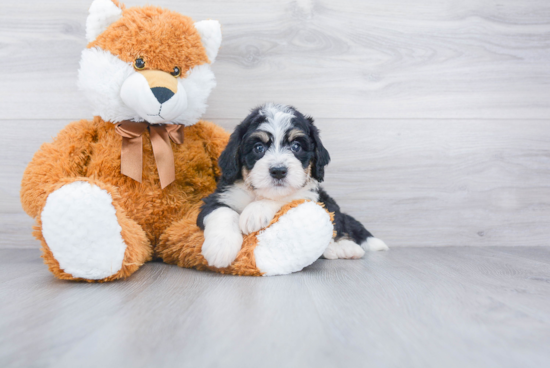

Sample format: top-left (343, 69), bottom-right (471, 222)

top-left (218, 181), bottom-right (255, 213)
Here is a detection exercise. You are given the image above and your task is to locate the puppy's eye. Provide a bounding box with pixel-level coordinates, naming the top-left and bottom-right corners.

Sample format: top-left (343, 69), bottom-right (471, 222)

top-left (134, 58), bottom-right (146, 70)
top-left (171, 66), bottom-right (181, 77)
top-left (253, 143), bottom-right (266, 155)
top-left (290, 142), bottom-right (302, 153)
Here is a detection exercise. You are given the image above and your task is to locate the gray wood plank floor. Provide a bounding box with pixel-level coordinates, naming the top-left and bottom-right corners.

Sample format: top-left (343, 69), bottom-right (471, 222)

top-left (1, 247), bottom-right (549, 368)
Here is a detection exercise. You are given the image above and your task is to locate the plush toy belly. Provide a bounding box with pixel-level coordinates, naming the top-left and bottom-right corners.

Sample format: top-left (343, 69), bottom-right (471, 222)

top-left (71, 117), bottom-right (223, 243)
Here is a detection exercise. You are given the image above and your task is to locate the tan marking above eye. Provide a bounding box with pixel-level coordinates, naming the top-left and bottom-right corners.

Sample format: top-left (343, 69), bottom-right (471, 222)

top-left (288, 129), bottom-right (306, 141)
top-left (250, 131), bottom-right (270, 143)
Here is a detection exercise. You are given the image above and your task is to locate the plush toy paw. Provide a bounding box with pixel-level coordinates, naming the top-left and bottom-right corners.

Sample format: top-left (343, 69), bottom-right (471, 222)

top-left (323, 239), bottom-right (365, 260)
top-left (253, 201), bottom-right (333, 276)
top-left (41, 181), bottom-right (127, 280)
top-left (239, 200), bottom-right (281, 235)
top-left (202, 207), bottom-right (243, 268)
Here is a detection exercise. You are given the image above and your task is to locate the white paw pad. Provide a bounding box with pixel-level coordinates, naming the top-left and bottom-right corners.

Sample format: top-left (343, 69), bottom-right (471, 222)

top-left (362, 237), bottom-right (389, 251)
top-left (323, 239), bottom-right (366, 260)
top-left (202, 207), bottom-right (243, 268)
top-left (254, 201), bottom-right (333, 276)
top-left (41, 181), bottom-right (126, 280)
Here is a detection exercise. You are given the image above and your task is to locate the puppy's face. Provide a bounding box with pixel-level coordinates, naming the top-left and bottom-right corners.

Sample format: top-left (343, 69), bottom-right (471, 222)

top-left (219, 104), bottom-right (330, 200)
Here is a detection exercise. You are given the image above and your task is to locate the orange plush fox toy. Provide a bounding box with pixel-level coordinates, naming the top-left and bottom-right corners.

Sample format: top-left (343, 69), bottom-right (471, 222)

top-left (20, 0), bottom-right (333, 282)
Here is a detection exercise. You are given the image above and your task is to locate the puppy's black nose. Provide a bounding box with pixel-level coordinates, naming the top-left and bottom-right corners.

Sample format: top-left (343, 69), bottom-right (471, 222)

top-left (270, 166), bottom-right (288, 179)
top-left (151, 87), bottom-right (175, 104)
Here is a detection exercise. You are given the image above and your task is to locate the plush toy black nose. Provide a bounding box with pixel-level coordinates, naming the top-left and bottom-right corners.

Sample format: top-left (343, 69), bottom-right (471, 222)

top-left (269, 166), bottom-right (288, 179)
top-left (151, 87), bottom-right (174, 104)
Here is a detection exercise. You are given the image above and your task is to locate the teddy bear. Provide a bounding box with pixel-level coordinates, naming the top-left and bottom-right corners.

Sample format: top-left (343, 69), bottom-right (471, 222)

top-left (19, 0), bottom-right (334, 282)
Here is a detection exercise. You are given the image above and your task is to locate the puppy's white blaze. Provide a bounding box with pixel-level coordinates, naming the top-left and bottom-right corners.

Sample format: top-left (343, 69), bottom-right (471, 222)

top-left (258, 103), bottom-right (295, 150)
top-left (120, 73), bottom-right (188, 124)
top-left (362, 237), bottom-right (389, 251)
top-left (202, 207), bottom-right (243, 268)
top-left (260, 103), bottom-right (293, 118)
top-left (78, 49), bottom-right (216, 126)
top-left (218, 181), bottom-right (254, 213)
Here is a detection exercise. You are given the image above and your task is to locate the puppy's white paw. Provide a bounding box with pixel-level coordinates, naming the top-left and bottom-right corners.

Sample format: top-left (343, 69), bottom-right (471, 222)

top-left (239, 200), bottom-right (281, 235)
top-left (362, 237), bottom-right (389, 251)
top-left (323, 239), bottom-right (366, 260)
top-left (201, 207), bottom-right (243, 268)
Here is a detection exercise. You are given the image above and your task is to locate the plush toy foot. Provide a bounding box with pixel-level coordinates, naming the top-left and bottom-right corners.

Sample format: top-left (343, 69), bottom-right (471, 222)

top-left (39, 181), bottom-right (151, 281)
top-left (253, 201), bottom-right (333, 276)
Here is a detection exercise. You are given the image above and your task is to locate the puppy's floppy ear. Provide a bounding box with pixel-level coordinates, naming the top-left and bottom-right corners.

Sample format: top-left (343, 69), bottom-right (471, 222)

top-left (307, 116), bottom-right (331, 182)
top-left (218, 126), bottom-right (243, 184)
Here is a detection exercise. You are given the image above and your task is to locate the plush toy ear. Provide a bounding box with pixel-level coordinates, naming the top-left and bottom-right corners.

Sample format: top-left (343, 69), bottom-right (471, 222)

top-left (307, 116), bottom-right (331, 182)
top-left (194, 20), bottom-right (222, 64)
top-left (86, 0), bottom-right (124, 43)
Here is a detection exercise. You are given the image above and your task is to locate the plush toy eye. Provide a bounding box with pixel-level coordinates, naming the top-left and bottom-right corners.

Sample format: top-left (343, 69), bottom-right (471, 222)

top-left (171, 66), bottom-right (181, 77)
top-left (290, 141), bottom-right (302, 153)
top-left (253, 143), bottom-right (265, 155)
top-left (134, 58), bottom-right (146, 70)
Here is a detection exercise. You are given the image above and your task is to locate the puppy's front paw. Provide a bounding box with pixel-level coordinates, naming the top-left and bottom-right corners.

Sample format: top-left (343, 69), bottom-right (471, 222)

top-left (202, 231), bottom-right (243, 268)
top-left (201, 208), bottom-right (243, 268)
top-left (239, 201), bottom-right (280, 235)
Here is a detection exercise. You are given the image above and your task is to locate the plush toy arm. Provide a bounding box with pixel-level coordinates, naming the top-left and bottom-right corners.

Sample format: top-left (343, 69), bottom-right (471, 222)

top-left (20, 119), bottom-right (97, 218)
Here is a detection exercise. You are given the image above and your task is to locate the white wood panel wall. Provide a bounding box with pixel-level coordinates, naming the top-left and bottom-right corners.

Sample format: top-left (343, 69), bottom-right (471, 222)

top-left (1, 0), bottom-right (549, 248)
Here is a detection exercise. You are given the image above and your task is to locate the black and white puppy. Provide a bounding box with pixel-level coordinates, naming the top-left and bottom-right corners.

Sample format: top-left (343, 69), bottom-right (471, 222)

top-left (197, 103), bottom-right (388, 268)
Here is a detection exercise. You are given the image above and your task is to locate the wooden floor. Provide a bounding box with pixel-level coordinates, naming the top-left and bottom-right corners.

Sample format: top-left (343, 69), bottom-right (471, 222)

top-left (1, 247), bottom-right (549, 368)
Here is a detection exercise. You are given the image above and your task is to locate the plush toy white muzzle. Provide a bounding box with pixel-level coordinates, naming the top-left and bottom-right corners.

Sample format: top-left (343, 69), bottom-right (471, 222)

top-left (120, 70), bottom-right (189, 124)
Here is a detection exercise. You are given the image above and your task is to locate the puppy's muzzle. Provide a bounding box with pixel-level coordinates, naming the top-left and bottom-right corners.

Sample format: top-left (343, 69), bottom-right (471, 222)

top-left (269, 166), bottom-right (288, 179)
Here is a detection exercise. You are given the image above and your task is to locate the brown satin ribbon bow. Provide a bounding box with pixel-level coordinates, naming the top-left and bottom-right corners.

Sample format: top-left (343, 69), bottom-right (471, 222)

top-left (115, 120), bottom-right (184, 189)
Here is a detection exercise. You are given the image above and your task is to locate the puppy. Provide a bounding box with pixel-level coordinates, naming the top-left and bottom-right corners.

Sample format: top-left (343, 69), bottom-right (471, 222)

top-left (197, 103), bottom-right (388, 268)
